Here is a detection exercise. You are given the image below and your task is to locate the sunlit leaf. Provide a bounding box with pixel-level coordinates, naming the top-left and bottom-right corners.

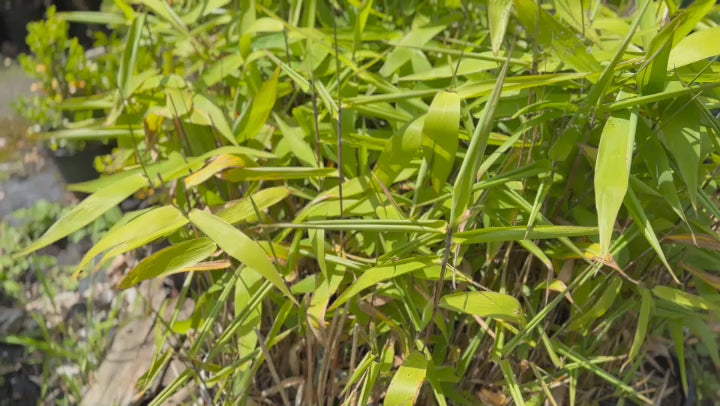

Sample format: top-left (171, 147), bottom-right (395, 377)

top-left (440, 291), bottom-right (523, 324)
top-left (188, 209), bottom-right (296, 304)
top-left (384, 352), bottom-right (427, 406)
top-left (74, 205), bottom-right (188, 277)
top-left (489, 0), bottom-right (513, 56)
top-left (453, 225), bottom-right (597, 244)
top-left (17, 174), bottom-right (148, 257)
top-left (595, 99), bottom-right (637, 258)
top-left (119, 238), bottom-right (216, 289)
top-left (238, 68), bottom-right (280, 142)
top-left (422, 90), bottom-right (461, 194)
top-left (331, 256), bottom-right (438, 309)
top-left (380, 25), bottom-right (445, 77)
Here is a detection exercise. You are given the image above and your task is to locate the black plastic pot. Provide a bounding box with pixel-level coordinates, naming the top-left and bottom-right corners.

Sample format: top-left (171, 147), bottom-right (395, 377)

top-left (47, 141), bottom-right (114, 186)
top-left (0, 0), bottom-right (45, 55)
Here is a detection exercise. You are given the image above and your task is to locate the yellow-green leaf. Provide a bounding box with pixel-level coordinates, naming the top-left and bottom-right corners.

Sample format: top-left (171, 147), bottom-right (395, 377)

top-left (440, 291), bottom-right (523, 324)
top-left (489, 0), bottom-right (513, 56)
top-left (374, 117), bottom-right (424, 186)
top-left (422, 91), bottom-right (461, 194)
top-left (201, 54), bottom-right (244, 87)
top-left (669, 321), bottom-right (688, 395)
top-left (192, 94), bottom-right (237, 146)
top-left (668, 26), bottom-right (720, 69)
top-left (118, 238), bottom-right (216, 289)
top-left (223, 167), bottom-right (337, 182)
top-left (238, 68), bottom-right (280, 142)
top-left (653, 286), bottom-right (720, 313)
top-left (217, 186), bottom-right (291, 225)
top-left (188, 209), bottom-right (296, 304)
top-left (380, 25), bottom-right (445, 77)
top-left (453, 225), bottom-right (597, 244)
top-left (117, 12), bottom-right (145, 97)
top-left (513, 0), bottom-right (601, 73)
top-left (331, 256), bottom-right (438, 309)
top-left (17, 173), bottom-right (148, 257)
top-left (384, 352), bottom-right (427, 406)
top-left (74, 205), bottom-right (188, 277)
top-left (184, 154), bottom-right (250, 189)
top-left (594, 101), bottom-right (637, 258)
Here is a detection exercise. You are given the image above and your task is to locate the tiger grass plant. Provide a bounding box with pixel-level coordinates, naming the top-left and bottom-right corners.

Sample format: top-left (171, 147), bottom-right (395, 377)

top-left (14, 0), bottom-right (720, 404)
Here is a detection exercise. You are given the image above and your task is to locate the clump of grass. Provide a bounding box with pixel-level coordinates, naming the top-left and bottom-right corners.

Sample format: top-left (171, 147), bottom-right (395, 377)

top-left (13, 1), bottom-right (720, 405)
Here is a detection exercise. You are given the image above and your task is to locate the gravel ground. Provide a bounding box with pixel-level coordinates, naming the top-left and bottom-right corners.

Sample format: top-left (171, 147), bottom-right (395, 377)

top-left (0, 63), bottom-right (72, 218)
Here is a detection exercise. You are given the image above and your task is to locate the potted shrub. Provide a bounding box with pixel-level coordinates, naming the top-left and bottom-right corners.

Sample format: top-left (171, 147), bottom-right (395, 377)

top-left (14, 5), bottom-right (115, 185)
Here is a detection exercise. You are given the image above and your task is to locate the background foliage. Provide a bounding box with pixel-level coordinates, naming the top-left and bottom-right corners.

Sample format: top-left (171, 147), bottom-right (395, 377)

top-left (12, 0), bottom-right (720, 404)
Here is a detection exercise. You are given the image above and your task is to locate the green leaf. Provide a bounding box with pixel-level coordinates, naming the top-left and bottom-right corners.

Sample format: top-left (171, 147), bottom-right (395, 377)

top-left (238, 68), bottom-right (280, 142)
top-left (274, 113), bottom-right (317, 167)
top-left (331, 256), bottom-right (438, 309)
top-left (188, 209), bottom-right (297, 304)
top-left (166, 87), bottom-right (192, 116)
top-left (193, 94), bottom-right (237, 146)
top-left (201, 54), bottom-right (244, 87)
top-left (452, 55), bottom-right (509, 225)
top-left (594, 101), bottom-right (637, 258)
top-left (118, 12), bottom-right (146, 97)
top-left (118, 238), bottom-right (216, 289)
top-left (380, 25), bottom-right (445, 77)
top-left (264, 50), bottom-right (310, 93)
top-left (17, 173), bottom-right (148, 257)
top-left (307, 267), bottom-right (343, 329)
top-left (671, 0), bottom-right (715, 48)
top-left (374, 117), bottom-right (424, 186)
top-left (234, 266), bottom-right (263, 369)
top-left (181, 0), bottom-right (231, 25)
top-left (624, 187), bottom-right (677, 282)
top-left (653, 286), bottom-right (720, 313)
top-left (37, 127), bottom-right (140, 141)
top-left (56, 11), bottom-right (127, 25)
top-left (658, 96), bottom-right (702, 208)
top-left (400, 58), bottom-right (498, 81)
top-left (669, 320), bottom-right (688, 396)
top-left (359, 360), bottom-right (381, 406)
top-left (638, 16), bottom-right (680, 95)
top-left (140, 0), bottom-right (189, 35)
top-left (627, 287), bottom-right (653, 364)
top-left (637, 120), bottom-right (688, 223)
top-left (353, 0), bottom-right (373, 54)
top-left (498, 359), bottom-right (526, 406)
top-left (453, 225), bottom-right (597, 244)
top-left (280, 219), bottom-right (445, 234)
top-left (488, 0), bottom-right (513, 56)
top-left (217, 186), bottom-right (290, 225)
top-left (668, 26), bottom-right (720, 69)
top-left (223, 167), bottom-right (337, 181)
top-left (569, 277), bottom-right (622, 333)
top-left (422, 91), bottom-right (461, 194)
top-left (685, 317), bottom-right (720, 367)
top-left (74, 205), bottom-right (189, 277)
top-left (513, 0), bottom-right (600, 73)
top-left (440, 291), bottom-right (523, 324)
top-left (549, 0), bottom-right (649, 161)
top-left (384, 352), bottom-right (427, 406)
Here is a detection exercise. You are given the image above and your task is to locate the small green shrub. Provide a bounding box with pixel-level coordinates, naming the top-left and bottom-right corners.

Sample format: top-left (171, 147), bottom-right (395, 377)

top-left (14, 6), bottom-right (120, 153)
